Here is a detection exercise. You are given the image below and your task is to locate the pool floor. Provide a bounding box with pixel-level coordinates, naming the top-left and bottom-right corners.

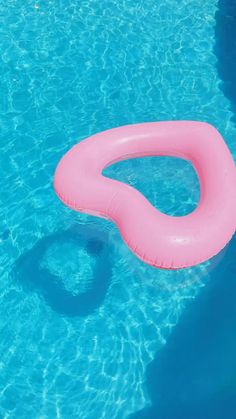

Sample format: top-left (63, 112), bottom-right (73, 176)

top-left (0, 0), bottom-right (236, 418)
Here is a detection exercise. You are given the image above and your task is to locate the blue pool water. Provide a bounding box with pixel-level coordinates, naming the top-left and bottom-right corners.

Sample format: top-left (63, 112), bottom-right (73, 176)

top-left (0, 1), bottom-right (236, 418)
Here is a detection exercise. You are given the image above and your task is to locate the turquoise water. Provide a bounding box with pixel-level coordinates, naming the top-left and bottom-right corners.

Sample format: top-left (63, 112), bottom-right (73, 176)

top-left (0, 1), bottom-right (235, 418)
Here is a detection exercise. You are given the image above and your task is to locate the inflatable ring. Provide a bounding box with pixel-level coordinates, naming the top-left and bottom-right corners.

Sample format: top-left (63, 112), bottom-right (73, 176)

top-left (54, 121), bottom-right (236, 269)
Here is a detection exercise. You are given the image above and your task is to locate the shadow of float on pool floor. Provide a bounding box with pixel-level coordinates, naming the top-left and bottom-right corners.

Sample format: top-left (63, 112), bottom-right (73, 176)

top-left (131, 235), bottom-right (236, 419)
top-left (13, 223), bottom-right (113, 317)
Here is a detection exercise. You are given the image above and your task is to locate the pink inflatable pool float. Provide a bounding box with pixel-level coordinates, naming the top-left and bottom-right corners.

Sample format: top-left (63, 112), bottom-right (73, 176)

top-left (54, 121), bottom-right (236, 269)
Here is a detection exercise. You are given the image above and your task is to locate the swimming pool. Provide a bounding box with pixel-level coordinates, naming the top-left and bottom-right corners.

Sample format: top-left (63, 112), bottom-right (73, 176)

top-left (0, 1), bottom-right (235, 418)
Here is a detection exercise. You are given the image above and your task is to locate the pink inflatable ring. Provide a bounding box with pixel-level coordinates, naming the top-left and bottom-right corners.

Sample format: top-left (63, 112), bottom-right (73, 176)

top-left (54, 121), bottom-right (236, 269)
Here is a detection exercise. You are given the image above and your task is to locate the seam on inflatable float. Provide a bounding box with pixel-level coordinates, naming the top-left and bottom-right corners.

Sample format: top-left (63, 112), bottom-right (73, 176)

top-left (54, 188), bottom-right (235, 270)
top-left (121, 230), bottom-right (235, 270)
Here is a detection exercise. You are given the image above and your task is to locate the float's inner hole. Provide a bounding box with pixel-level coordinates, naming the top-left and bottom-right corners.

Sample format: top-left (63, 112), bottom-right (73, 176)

top-left (103, 156), bottom-right (200, 216)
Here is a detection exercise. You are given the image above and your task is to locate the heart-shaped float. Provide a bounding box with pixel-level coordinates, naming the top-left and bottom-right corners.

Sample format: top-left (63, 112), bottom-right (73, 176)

top-left (54, 121), bottom-right (236, 269)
